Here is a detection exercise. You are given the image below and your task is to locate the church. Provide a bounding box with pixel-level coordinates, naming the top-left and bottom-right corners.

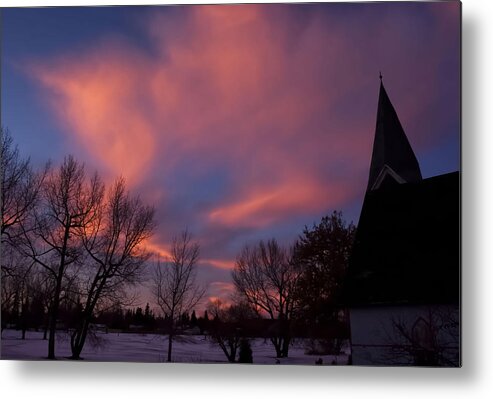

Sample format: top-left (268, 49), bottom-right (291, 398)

top-left (343, 78), bottom-right (460, 366)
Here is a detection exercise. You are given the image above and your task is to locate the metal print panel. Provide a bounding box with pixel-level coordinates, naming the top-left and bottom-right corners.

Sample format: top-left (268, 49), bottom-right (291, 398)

top-left (0, 1), bottom-right (461, 366)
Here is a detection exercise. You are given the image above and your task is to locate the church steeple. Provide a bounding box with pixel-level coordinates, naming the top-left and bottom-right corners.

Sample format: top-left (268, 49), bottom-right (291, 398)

top-left (366, 78), bottom-right (422, 191)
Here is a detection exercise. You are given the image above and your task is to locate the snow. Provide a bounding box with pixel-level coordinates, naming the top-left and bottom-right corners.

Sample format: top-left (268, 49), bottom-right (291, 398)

top-left (0, 329), bottom-right (348, 365)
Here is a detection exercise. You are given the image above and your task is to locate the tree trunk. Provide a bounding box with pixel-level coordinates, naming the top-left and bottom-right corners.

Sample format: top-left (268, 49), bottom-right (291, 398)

top-left (47, 311), bottom-right (56, 359)
top-left (228, 343), bottom-right (237, 363)
top-left (70, 291), bottom-right (100, 359)
top-left (70, 319), bottom-right (91, 359)
top-left (167, 312), bottom-right (175, 362)
top-left (271, 337), bottom-right (283, 358)
top-left (47, 220), bottom-right (71, 360)
top-left (47, 275), bottom-right (63, 359)
top-left (281, 335), bottom-right (291, 357)
top-left (167, 332), bottom-right (173, 362)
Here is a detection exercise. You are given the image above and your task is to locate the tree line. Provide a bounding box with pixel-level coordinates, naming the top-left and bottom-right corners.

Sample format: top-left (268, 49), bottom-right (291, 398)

top-left (214, 211), bottom-right (355, 361)
top-left (1, 127), bottom-right (356, 363)
top-left (148, 200), bottom-right (356, 362)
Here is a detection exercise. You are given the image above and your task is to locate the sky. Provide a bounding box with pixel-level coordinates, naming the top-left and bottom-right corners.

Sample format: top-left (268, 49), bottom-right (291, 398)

top-left (1, 2), bottom-right (460, 310)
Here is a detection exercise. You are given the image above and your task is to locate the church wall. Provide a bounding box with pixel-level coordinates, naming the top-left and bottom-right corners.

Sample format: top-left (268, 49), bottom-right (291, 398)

top-left (349, 304), bottom-right (459, 366)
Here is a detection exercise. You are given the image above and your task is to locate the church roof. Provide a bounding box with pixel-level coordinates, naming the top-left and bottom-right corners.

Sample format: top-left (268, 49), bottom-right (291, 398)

top-left (367, 81), bottom-right (422, 191)
top-left (344, 171), bottom-right (460, 307)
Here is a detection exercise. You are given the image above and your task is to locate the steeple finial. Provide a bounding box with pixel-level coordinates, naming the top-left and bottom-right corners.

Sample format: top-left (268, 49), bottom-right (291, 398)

top-left (379, 71), bottom-right (383, 82)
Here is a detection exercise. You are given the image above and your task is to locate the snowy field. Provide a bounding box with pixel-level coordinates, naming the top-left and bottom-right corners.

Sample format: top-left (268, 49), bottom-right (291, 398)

top-left (1, 329), bottom-right (348, 365)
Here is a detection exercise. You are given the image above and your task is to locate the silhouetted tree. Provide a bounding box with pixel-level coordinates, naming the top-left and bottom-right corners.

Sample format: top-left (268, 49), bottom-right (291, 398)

top-left (292, 211), bottom-right (355, 325)
top-left (18, 266), bottom-right (54, 338)
top-left (197, 310), bottom-right (210, 335)
top-left (1, 244), bottom-right (30, 332)
top-left (383, 306), bottom-right (460, 367)
top-left (232, 239), bottom-right (301, 358)
top-left (190, 310), bottom-right (198, 326)
top-left (152, 231), bottom-right (206, 362)
top-left (180, 312), bottom-right (190, 326)
top-left (1, 128), bottom-right (46, 247)
top-left (69, 178), bottom-right (155, 359)
top-left (16, 156), bottom-right (103, 359)
top-left (29, 268), bottom-right (55, 339)
top-left (135, 307), bottom-right (145, 324)
top-left (1, 129), bottom-right (46, 336)
top-left (207, 299), bottom-right (249, 362)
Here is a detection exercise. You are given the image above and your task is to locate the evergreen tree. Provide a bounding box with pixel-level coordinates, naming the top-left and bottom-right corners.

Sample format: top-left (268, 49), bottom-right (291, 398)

top-left (181, 312), bottom-right (190, 326)
top-left (135, 307), bottom-right (144, 325)
top-left (190, 310), bottom-right (197, 326)
top-left (292, 211), bottom-right (355, 324)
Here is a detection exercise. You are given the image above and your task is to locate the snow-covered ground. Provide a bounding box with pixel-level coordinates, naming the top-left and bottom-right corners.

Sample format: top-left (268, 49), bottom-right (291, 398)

top-left (1, 329), bottom-right (349, 365)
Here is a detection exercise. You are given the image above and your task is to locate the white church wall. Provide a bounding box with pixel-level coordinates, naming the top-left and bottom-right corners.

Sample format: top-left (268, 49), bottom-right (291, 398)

top-left (349, 304), bottom-right (459, 366)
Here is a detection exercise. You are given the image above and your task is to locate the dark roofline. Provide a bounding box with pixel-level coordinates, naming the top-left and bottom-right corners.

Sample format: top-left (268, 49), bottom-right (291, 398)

top-left (344, 171), bottom-right (460, 307)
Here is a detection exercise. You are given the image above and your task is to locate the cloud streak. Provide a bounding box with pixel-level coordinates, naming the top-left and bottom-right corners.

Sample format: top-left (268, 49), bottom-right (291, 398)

top-left (26, 3), bottom-right (460, 304)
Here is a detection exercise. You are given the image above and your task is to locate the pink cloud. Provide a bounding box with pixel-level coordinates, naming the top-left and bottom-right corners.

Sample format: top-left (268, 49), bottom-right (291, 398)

top-left (25, 3), bottom-right (459, 306)
top-left (30, 5), bottom-right (369, 228)
top-left (202, 259), bottom-right (236, 271)
top-left (208, 176), bottom-right (353, 229)
top-left (31, 43), bottom-right (157, 185)
top-left (206, 281), bottom-right (236, 306)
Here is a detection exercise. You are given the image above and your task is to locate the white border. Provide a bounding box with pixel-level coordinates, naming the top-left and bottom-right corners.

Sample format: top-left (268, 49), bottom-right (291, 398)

top-left (1, 0), bottom-right (492, 398)
top-left (3, 0), bottom-right (321, 5)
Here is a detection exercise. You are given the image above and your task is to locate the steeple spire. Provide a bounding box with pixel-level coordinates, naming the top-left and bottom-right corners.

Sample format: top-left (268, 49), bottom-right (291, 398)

top-left (366, 79), bottom-right (422, 191)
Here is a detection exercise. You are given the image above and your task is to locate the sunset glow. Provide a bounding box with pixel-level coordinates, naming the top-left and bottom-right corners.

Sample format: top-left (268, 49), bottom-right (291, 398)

top-left (2, 2), bottom-right (460, 308)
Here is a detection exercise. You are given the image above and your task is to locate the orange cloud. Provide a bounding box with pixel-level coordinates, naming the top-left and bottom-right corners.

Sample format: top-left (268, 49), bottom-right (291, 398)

top-left (22, 3), bottom-right (459, 306)
top-left (144, 240), bottom-right (173, 260)
top-left (31, 45), bottom-right (156, 185)
top-left (206, 281), bottom-right (236, 306)
top-left (208, 176), bottom-right (352, 229)
top-left (202, 258), bottom-right (236, 270)
top-left (29, 5), bottom-right (365, 231)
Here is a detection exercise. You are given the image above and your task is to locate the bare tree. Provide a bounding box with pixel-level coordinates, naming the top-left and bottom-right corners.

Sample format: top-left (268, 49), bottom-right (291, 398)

top-left (1, 243), bottom-right (33, 335)
top-left (1, 244), bottom-right (56, 339)
top-left (1, 129), bottom-right (47, 322)
top-left (1, 128), bottom-right (46, 247)
top-left (152, 231), bottom-right (205, 362)
top-left (29, 268), bottom-right (56, 340)
top-left (382, 306), bottom-right (460, 366)
top-left (17, 156), bottom-right (103, 359)
top-left (69, 178), bottom-right (155, 359)
top-left (207, 299), bottom-right (246, 362)
top-left (1, 130), bottom-right (50, 338)
top-left (232, 239), bottom-right (301, 358)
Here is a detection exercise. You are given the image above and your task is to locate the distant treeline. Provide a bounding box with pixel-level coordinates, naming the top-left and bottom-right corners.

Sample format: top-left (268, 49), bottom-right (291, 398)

top-left (1, 127), bottom-right (355, 363)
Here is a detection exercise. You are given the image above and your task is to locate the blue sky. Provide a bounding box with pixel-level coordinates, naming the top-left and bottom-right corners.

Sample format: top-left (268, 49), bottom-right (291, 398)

top-left (1, 2), bottom-right (460, 305)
